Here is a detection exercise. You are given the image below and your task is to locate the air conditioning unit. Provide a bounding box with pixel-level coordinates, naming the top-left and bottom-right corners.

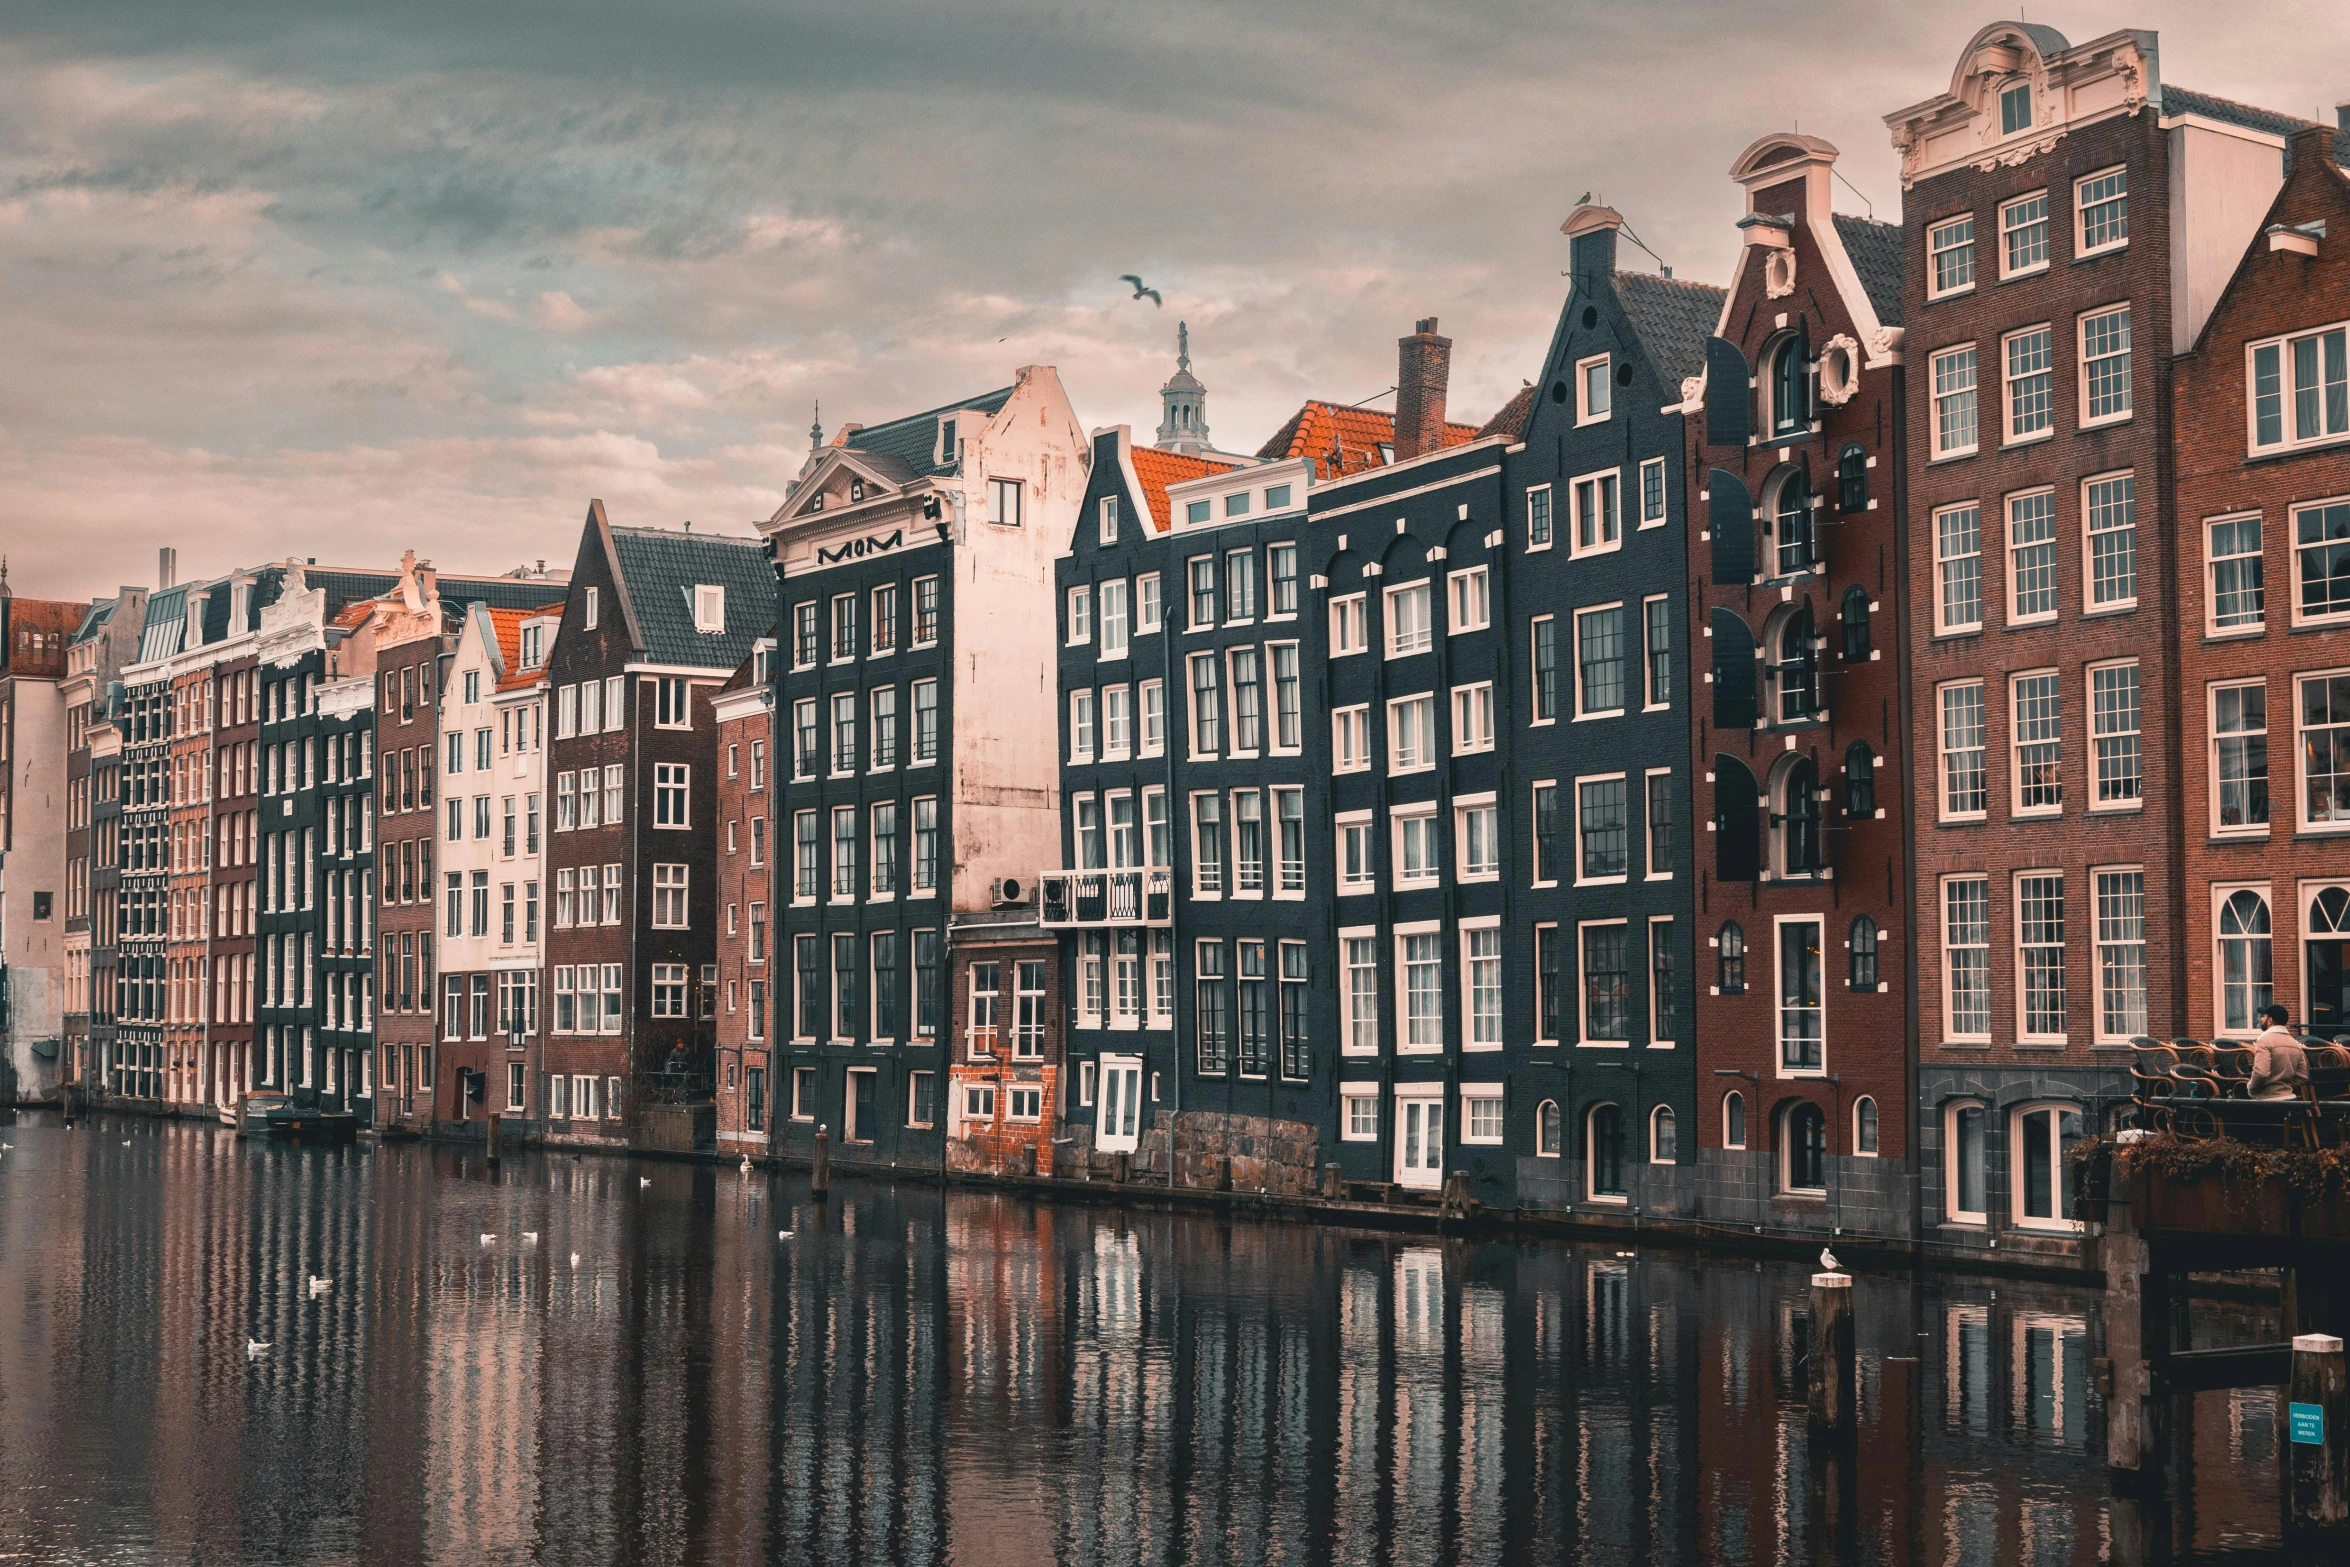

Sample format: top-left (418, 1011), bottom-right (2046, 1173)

top-left (991, 877), bottom-right (1027, 908)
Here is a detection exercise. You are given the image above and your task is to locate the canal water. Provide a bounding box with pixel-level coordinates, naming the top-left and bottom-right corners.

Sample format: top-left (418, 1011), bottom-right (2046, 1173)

top-left (0, 1110), bottom-right (2292, 1565)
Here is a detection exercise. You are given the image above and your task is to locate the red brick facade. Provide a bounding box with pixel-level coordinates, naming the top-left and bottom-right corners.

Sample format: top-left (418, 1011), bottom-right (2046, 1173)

top-left (375, 632), bottom-right (446, 1124)
top-left (211, 655), bottom-right (259, 1105)
top-left (945, 916), bottom-right (1063, 1177)
top-left (712, 669), bottom-right (774, 1148)
top-left (2172, 132), bottom-right (2350, 1044)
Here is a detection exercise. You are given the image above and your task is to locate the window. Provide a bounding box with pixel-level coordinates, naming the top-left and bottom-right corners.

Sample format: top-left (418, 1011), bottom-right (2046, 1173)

top-left (1995, 490), bottom-right (2058, 627)
top-left (2011, 671), bottom-right (2062, 814)
top-left (1388, 693), bottom-right (1434, 772)
top-left (1843, 740), bottom-right (1877, 820)
top-left (2003, 325), bottom-right (2054, 442)
top-left (653, 762), bottom-right (689, 827)
top-left (2016, 871), bottom-right (2067, 1041)
top-left (2080, 471), bottom-right (2139, 610)
top-left (2000, 191), bottom-right (2049, 276)
top-left (1576, 775), bottom-right (1627, 882)
top-left (988, 477), bottom-right (1023, 527)
top-left (1534, 1100), bottom-right (1560, 1156)
top-left (2080, 306), bottom-right (2132, 424)
top-left (829, 692), bottom-right (857, 775)
top-left (1777, 917), bottom-right (1823, 1070)
top-left (1188, 653), bottom-right (1221, 755)
top-left (913, 575), bottom-right (940, 645)
top-left (1194, 940), bottom-right (1229, 1074)
top-left (1191, 792), bottom-right (1224, 894)
top-left (1783, 1102), bottom-right (1826, 1193)
top-left (1386, 582), bottom-right (1432, 656)
top-left (1838, 912), bottom-right (1880, 996)
top-left (1577, 352), bottom-right (1612, 423)
top-left (2211, 680), bottom-right (2269, 832)
top-left (832, 806), bottom-right (858, 900)
top-left (1138, 679), bottom-right (1164, 757)
top-left (1722, 1090), bottom-right (1746, 1150)
top-left (1100, 578), bottom-right (1128, 657)
top-left (1332, 704), bottom-right (1370, 773)
top-left (1225, 549), bottom-right (1258, 621)
top-left (1649, 918), bottom-right (1677, 1043)
top-left (1999, 78), bottom-right (2033, 134)
top-left (1231, 790), bottom-right (1265, 894)
top-left (1531, 615), bottom-right (1557, 722)
top-left (1766, 335), bottom-right (1809, 438)
top-left (1717, 922), bottom-right (1745, 995)
top-left (1641, 597), bottom-right (1670, 707)
top-left (1940, 681), bottom-right (1988, 819)
top-left (1066, 584), bottom-right (1093, 645)
top-left (1069, 689), bottom-right (1097, 763)
top-left (2251, 325), bottom-right (2349, 453)
top-left (2301, 672), bottom-right (2350, 828)
top-left (1341, 933), bottom-right (1379, 1054)
top-left (651, 963), bottom-right (688, 1019)
top-left (2208, 515), bottom-right (2264, 633)
top-left (1928, 213), bottom-right (1976, 297)
top-left (1448, 566), bottom-right (1490, 633)
top-left (2090, 868), bottom-right (2148, 1040)
top-left (871, 803), bottom-right (898, 896)
top-left (1269, 644), bottom-right (1300, 752)
top-left (1574, 605), bottom-right (1625, 716)
top-left (1328, 593), bottom-right (1366, 656)
top-left (2011, 1102), bottom-right (2087, 1231)
top-left (652, 863), bottom-right (688, 928)
top-left (1186, 556), bottom-right (1217, 628)
top-left (1098, 494), bottom-right (1119, 545)
top-left (1527, 485), bottom-right (1553, 550)
top-left (1571, 469), bottom-right (1621, 555)
top-left (1449, 683), bottom-right (1494, 754)
top-left (1228, 647), bottom-right (1262, 752)
top-left (1648, 1104), bottom-right (1677, 1163)
top-left (792, 601), bottom-right (819, 668)
top-left (1639, 457), bottom-right (1667, 527)
top-left (869, 686), bottom-right (898, 770)
top-left (1580, 921), bottom-right (1629, 1042)
top-left (1457, 800), bottom-right (1499, 880)
top-left (1336, 813), bottom-right (1375, 894)
top-left (1931, 346), bottom-right (1979, 459)
top-left (794, 810), bottom-right (819, 900)
top-left (1400, 931), bottom-right (1443, 1050)
top-left (1935, 504), bottom-right (1982, 632)
top-left (1767, 605), bottom-right (1819, 725)
top-left (1394, 807), bottom-right (1440, 887)
top-left (2296, 502), bottom-right (2350, 621)
top-left (2217, 888), bottom-right (2274, 1034)
top-left (2090, 662), bottom-right (2142, 808)
top-left (829, 593), bottom-right (858, 662)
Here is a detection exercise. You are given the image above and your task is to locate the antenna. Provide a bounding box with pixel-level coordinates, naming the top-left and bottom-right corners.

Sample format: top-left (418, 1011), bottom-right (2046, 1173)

top-left (1618, 219), bottom-right (1672, 278)
top-left (1833, 167), bottom-right (1875, 220)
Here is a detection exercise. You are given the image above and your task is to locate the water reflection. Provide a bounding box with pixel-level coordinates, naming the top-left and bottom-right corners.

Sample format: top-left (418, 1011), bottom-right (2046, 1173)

top-left (0, 1111), bottom-right (2285, 1565)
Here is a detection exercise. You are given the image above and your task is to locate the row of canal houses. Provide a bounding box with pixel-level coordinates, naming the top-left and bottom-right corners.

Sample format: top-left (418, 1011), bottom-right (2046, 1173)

top-left (7, 22), bottom-right (2350, 1271)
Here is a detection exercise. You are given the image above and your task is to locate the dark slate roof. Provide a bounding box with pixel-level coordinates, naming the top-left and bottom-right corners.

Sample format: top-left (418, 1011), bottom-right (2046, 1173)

top-left (136, 586), bottom-right (187, 662)
top-left (2165, 86), bottom-right (2350, 164)
top-left (306, 570), bottom-right (400, 619)
top-left (200, 581), bottom-right (232, 644)
top-left (73, 598), bottom-right (117, 643)
top-left (1615, 270), bottom-right (1726, 389)
top-left (438, 575), bottom-right (578, 612)
top-left (843, 386), bottom-right (1015, 480)
top-left (1833, 215), bottom-right (1904, 327)
top-left (1475, 383), bottom-right (1537, 442)
top-left (608, 525), bottom-right (776, 671)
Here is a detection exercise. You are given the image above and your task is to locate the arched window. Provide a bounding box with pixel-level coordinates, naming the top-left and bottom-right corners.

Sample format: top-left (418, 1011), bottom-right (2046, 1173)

top-left (1769, 469), bottom-right (1815, 578)
top-left (1840, 585), bottom-right (1871, 662)
top-left (1837, 442), bottom-right (1868, 512)
top-left (2310, 887), bottom-right (2350, 1034)
top-left (1854, 1096), bottom-right (1880, 1155)
top-left (1588, 1104), bottom-right (1627, 1199)
top-left (1768, 333), bottom-right (1809, 437)
top-left (1723, 1090), bottom-right (1747, 1149)
top-left (1537, 1100), bottom-right (1562, 1157)
top-left (2217, 889), bottom-right (2273, 1035)
top-left (1650, 1105), bottom-right (1678, 1163)
top-left (1845, 740), bottom-right (1876, 817)
top-left (1774, 757), bottom-right (1821, 877)
top-left (1718, 922), bottom-right (1747, 994)
top-left (1769, 604), bottom-right (1819, 723)
top-left (1850, 915), bottom-right (1880, 989)
top-left (1783, 1102), bottom-right (1827, 1193)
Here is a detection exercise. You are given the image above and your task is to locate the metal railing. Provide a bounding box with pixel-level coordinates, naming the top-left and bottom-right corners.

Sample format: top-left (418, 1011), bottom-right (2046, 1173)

top-left (1037, 868), bottom-right (1173, 928)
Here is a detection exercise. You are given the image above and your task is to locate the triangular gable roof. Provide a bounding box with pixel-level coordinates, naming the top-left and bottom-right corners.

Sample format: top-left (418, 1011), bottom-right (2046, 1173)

top-left (472, 601), bottom-right (566, 692)
top-left (604, 518), bottom-right (775, 671)
top-left (1831, 216), bottom-right (1904, 328)
top-left (1614, 270), bottom-right (1731, 390)
top-left (1128, 445), bottom-right (1239, 530)
top-left (841, 385), bottom-right (1016, 478)
top-left (777, 444), bottom-right (923, 522)
top-left (1254, 401), bottom-right (1482, 478)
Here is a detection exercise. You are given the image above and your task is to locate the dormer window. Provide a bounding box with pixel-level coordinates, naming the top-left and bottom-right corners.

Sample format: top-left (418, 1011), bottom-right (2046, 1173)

top-left (1999, 81), bottom-right (2033, 136)
top-left (693, 585), bottom-right (725, 633)
top-left (522, 623), bottom-right (545, 668)
top-left (940, 418), bottom-right (957, 463)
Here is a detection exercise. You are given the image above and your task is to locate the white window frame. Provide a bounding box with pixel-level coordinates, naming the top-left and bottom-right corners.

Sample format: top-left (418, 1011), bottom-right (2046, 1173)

top-left (1460, 915), bottom-right (1503, 1052)
top-left (1568, 466), bottom-right (1622, 558)
top-left (2082, 469), bottom-right (2139, 614)
top-left (1573, 601), bottom-right (1627, 720)
top-left (1934, 502), bottom-right (1984, 633)
top-left (1576, 353), bottom-right (1612, 425)
top-left (1066, 584), bottom-right (1093, 646)
top-left (2087, 658), bottom-right (2143, 813)
top-left (1454, 794), bottom-right (1499, 883)
top-left (2001, 322), bottom-right (2056, 446)
top-left (1394, 923), bottom-right (1445, 1055)
top-left (1328, 593), bottom-right (1367, 657)
top-left (2213, 881), bottom-right (2275, 1039)
top-left (2204, 512), bottom-right (2266, 638)
top-left (1647, 914), bottom-right (1676, 1046)
top-left (1944, 1101), bottom-right (1989, 1225)
top-left (1576, 918), bottom-right (1631, 1047)
top-left (1336, 810), bottom-right (1375, 896)
top-left (2293, 497), bottom-right (2350, 628)
top-left (1573, 771), bottom-right (1629, 887)
top-left (2008, 668), bottom-right (2063, 819)
top-left (1387, 692), bottom-right (1436, 775)
top-left (1526, 484), bottom-right (1554, 553)
top-left (2074, 164), bottom-right (2129, 257)
top-left (2207, 676), bottom-right (2271, 839)
top-left (2092, 865), bottom-right (2149, 1045)
top-left (1339, 927), bottom-right (1379, 1054)
top-left (1461, 1086), bottom-right (1507, 1144)
top-left (1447, 565), bottom-right (1491, 633)
top-left (1384, 581), bottom-right (1433, 658)
top-left (1449, 682), bottom-right (1494, 754)
top-left (1332, 704), bottom-right (1371, 774)
top-left (1341, 1087), bottom-right (1381, 1141)
top-left (1926, 212), bottom-right (1977, 300)
top-left (2004, 486), bottom-right (2058, 627)
top-left (1643, 767), bottom-right (1674, 881)
top-left (1939, 679), bottom-right (1989, 822)
top-left (2014, 869), bottom-right (2069, 1045)
top-left (2247, 325), bottom-right (2350, 457)
top-left (1773, 912), bottom-right (1826, 1077)
top-left (1391, 804), bottom-right (1440, 889)
top-left (1637, 457), bottom-right (1668, 530)
top-left (1998, 189), bottom-right (2050, 280)
top-left (2078, 304), bottom-right (2134, 428)
top-left (1930, 344), bottom-right (1980, 461)
top-left (2295, 667), bottom-right (2350, 833)
top-left (2009, 1101), bottom-right (2086, 1234)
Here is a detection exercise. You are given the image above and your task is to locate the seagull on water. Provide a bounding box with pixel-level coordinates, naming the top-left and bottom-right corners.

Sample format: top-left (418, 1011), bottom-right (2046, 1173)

top-left (639, 1176), bottom-right (651, 1188)
top-left (308, 1276), bottom-right (332, 1295)
top-left (569, 1252), bottom-right (581, 1269)
top-left (741, 1155), bottom-right (754, 1173)
top-left (1119, 274), bottom-right (1162, 307)
top-left (778, 1230), bottom-right (793, 1241)
top-left (247, 1339), bottom-right (271, 1358)
top-left (522, 1232), bottom-right (538, 1245)
top-left (1820, 1246), bottom-right (1842, 1273)
top-left (122, 1140), bottom-right (133, 1147)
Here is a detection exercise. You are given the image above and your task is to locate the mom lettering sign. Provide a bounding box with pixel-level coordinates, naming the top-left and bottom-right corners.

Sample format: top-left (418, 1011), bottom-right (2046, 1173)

top-left (816, 529), bottom-right (904, 565)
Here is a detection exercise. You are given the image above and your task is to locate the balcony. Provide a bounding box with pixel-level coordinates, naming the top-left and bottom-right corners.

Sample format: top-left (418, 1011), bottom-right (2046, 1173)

top-left (1038, 868), bottom-right (1172, 928)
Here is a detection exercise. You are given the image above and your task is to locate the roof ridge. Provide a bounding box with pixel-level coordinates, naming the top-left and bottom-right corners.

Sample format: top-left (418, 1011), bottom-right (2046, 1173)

top-left (844, 385), bottom-right (1017, 440)
top-left (2164, 83), bottom-right (2319, 130)
top-left (1617, 269), bottom-right (1727, 298)
top-left (1833, 212), bottom-right (1899, 234)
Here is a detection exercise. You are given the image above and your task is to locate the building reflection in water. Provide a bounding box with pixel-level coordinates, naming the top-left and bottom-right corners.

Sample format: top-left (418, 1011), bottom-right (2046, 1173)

top-left (0, 1112), bottom-right (2292, 1565)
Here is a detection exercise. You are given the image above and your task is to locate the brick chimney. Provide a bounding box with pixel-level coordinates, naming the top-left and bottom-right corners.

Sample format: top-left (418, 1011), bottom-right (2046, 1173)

top-left (1392, 317), bottom-right (1451, 462)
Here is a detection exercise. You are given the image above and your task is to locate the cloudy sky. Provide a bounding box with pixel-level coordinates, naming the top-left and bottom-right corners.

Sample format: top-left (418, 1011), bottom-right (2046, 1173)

top-left (4, 2), bottom-right (2343, 601)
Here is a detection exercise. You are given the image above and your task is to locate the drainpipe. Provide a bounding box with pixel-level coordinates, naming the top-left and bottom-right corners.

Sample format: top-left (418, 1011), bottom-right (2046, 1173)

top-left (1161, 564), bottom-right (1181, 1191)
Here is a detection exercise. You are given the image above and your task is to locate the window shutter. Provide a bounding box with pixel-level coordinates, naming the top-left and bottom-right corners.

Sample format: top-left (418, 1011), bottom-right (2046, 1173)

top-left (1714, 754), bottom-right (1761, 883)
top-left (1708, 470), bottom-right (1755, 585)
top-left (1705, 337), bottom-right (1751, 447)
top-left (1710, 608), bottom-right (1757, 730)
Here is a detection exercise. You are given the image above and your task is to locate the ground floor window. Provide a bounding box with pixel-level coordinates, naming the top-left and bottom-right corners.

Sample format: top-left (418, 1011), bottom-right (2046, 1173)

top-left (1650, 1105), bottom-right (1677, 1163)
top-left (506, 1061), bottom-right (525, 1112)
top-left (1782, 1102), bottom-right (1826, 1193)
top-left (746, 1066), bottom-right (765, 1131)
top-left (1587, 1103), bottom-right (1627, 1200)
top-left (907, 1071), bottom-right (936, 1129)
top-left (1722, 1090), bottom-right (1746, 1149)
top-left (1946, 1102), bottom-right (1987, 1223)
top-left (791, 1066), bottom-right (816, 1121)
top-left (1537, 1099), bottom-right (1561, 1156)
top-left (2012, 1102), bottom-right (2085, 1231)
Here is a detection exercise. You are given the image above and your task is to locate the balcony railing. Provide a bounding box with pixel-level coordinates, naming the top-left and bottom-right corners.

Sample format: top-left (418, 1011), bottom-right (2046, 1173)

top-left (1038, 868), bottom-right (1173, 928)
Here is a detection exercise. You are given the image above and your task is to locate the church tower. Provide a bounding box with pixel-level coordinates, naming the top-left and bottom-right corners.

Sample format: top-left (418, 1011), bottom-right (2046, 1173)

top-left (1154, 322), bottom-right (1211, 455)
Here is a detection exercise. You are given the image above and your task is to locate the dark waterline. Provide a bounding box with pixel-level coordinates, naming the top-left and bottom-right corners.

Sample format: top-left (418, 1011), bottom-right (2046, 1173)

top-left (0, 1110), bottom-right (2289, 1566)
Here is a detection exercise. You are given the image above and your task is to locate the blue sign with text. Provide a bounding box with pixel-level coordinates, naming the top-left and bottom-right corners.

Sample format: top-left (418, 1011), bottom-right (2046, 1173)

top-left (2289, 1403), bottom-right (2325, 1445)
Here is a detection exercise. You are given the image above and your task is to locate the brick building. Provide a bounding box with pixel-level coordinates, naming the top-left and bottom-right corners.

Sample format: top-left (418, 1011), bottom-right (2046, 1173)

top-left (2172, 123), bottom-right (2350, 1046)
top-left (1886, 22), bottom-right (2314, 1255)
top-left (1691, 133), bottom-right (1913, 1240)
top-left (945, 907), bottom-right (1064, 1176)
top-left (711, 647), bottom-right (775, 1150)
top-left (0, 574), bottom-right (80, 1102)
top-left (541, 504), bottom-right (769, 1146)
top-left (209, 649), bottom-right (260, 1107)
top-left (374, 602), bottom-right (445, 1125)
top-left (60, 586), bottom-right (146, 1093)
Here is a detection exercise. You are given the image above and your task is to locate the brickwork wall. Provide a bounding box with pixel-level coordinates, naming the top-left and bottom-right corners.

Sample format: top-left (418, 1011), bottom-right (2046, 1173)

top-left (946, 933), bottom-right (1063, 1176)
top-left (375, 635), bottom-right (445, 1121)
top-left (713, 697), bottom-right (773, 1143)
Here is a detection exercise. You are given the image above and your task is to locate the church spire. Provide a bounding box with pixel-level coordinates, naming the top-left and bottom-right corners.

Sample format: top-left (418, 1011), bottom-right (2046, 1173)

top-left (1154, 321), bottom-right (1211, 455)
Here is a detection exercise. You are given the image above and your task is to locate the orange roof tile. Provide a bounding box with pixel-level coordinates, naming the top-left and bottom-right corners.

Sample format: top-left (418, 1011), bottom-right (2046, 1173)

top-left (1128, 446), bottom-right (1239, 531)
top-left (1253, 401), bottom-right (1483, 478)
top-left (488, 602), bottom-right (565, 691)
top-left (6, 598), bottom-right (83, 678)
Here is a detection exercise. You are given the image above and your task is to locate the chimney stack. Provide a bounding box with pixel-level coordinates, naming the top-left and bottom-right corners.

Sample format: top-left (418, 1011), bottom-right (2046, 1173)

top-left (1392, 316), bottom-right (1452, 463)
top-left (2336, 101), bottom-right (2349, 132)
top-left (158, 547), bottom-right (176, 590)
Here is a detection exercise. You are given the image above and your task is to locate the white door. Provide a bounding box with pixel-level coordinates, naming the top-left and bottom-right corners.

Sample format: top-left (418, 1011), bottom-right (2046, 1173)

top-left (1097, 1057), bottom-right (1144, 1153)
top-left (1395, 1094), bottom-right (1444, 1189)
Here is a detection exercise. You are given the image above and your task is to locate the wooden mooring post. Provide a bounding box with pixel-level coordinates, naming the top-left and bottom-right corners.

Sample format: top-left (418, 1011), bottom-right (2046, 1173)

top-left (485, 1112), bottom-right (503, 1162)
top-left (2290, 1333), bottom-right (2347, 1537)
top-left (810, 1128), bottom-right (830, 1199)
top-left (1808, 1272), bottom-right (1855, 1439)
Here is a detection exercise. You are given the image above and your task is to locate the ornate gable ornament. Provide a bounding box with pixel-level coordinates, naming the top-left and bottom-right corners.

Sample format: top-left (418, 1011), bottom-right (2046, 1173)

top-left (1883, 24), bottom-right (2154, 190)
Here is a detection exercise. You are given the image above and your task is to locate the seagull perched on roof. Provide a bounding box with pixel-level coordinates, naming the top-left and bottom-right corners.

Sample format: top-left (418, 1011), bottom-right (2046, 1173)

top-left (1120, 274), bottom-right (1162, 306)
top-left (1820, 1246), bottom-right (1842, 1273)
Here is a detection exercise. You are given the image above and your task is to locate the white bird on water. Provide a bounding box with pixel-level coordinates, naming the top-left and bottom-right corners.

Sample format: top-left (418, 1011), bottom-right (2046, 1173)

top-left (308, 1276), bottom-right (332, 1296)
top-left (569, 1252), bottom-right (580, 1269)
top-left (639, 1177), bottom-right (651, 1188)
top-left (122, 1140), bottom-right (133, 1147)
top-left (1820, 1246), bottom-right (1842, 1273)
top-left (246, 1339), bottom-right (271, 1358)
top-left (480, 1233), bottom-right (497, 1246)
top-left (778, 1230), bottom-right (793, 1241)
top-left (741, 1155), bottom-right (753, 1174)
top-left (522, 1232), bottom-right (539, 1245)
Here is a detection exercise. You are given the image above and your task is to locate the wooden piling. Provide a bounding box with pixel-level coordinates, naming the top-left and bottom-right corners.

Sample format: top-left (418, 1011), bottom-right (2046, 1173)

top-left (811, 1128), bottom-right (831, 1199)
top-left (1113, 1149), bottom-right (1131, 1184)
top-left (486, 1113), bottom-right (503, 1162)
top-left (1322, 1162), bottom-right (1344, 1201)
top-left (1808, 1272), bottom-right (1856, 1438)
top-left (2289, 1332), bottom-right (2347, 1536)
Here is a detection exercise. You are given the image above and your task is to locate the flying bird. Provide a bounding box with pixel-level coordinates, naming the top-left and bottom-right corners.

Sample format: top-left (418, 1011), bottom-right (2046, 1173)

top-left (1120, 274), bottom-right (1162, 307)
top-left (1820, 1246), bottom-right (1842, 1273)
